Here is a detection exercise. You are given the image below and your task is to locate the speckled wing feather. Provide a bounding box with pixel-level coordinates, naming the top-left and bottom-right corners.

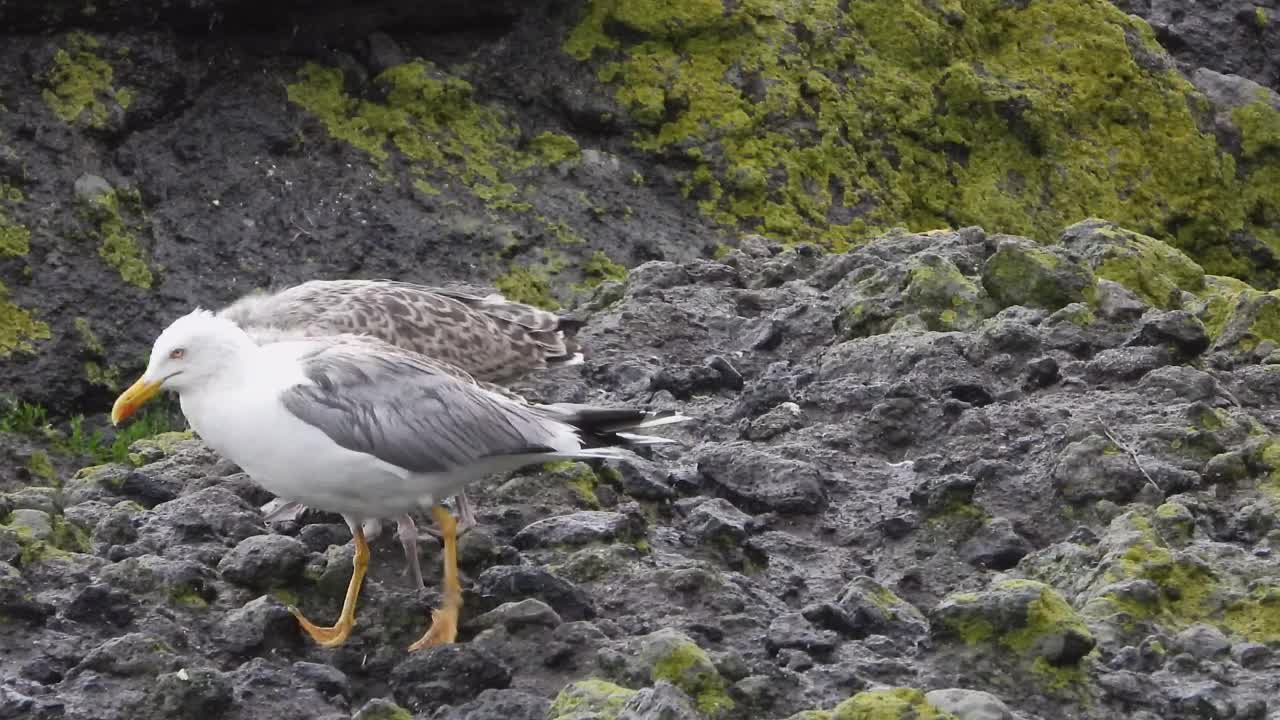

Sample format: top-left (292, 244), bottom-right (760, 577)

top-left (217, 279), bottom-right (582, 384)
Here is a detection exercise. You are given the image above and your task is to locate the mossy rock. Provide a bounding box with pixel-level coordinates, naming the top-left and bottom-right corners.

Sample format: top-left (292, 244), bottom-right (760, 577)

top-left (932, 579), bottom-right (1095, 668)
top-left (126, 430), bottom-right (196, 466)
top-left (1203, 287), bottom-right (1280, 353)
top-left (901, 253), bottom-right (990, 331)
top-left (548, 679), bottom-right (636, 720)
top-left (565, 0), bottom-right (1280, 281)
top-left (982, 238), bottom-right (1096, 311)
top-left (1079, 508), bottom-right (1280, 646)
top-left (1060, 219), bottom-right (1205, 310)
top-left (613, 628), bottom-right (735, 718)
top-left (830, 688), bottom-right (958, 720)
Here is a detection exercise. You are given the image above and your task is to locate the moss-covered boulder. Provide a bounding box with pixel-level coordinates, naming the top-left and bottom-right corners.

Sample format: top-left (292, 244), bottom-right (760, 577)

top-left (604, 627), bottom-right (734, 717)
top-left (566, 0), bottom-right (1280, 281)
top-left (830, 688), bottom-right (958, 720)
top-left (1060, 220), bottom-right (1204, 310)
top-left (901, 254), bottom-right (990, 331)
top-left (1076, 508), bottom-right (1280, 647)
top-left (548, 679), bottom-right (637, 720)
top-left (981, 238), bottom-right (1096, 311)
top-left (931, 579), bottom-right (1095, 668)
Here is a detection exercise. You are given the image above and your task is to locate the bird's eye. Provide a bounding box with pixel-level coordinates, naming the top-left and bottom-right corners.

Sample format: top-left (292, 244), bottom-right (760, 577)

top-left (169, 348), bottom-right (186, 360)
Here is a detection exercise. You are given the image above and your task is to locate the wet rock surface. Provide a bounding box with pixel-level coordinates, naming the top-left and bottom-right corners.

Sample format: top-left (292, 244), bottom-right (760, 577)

top-left (3, 227), bottom-right (1280, 719)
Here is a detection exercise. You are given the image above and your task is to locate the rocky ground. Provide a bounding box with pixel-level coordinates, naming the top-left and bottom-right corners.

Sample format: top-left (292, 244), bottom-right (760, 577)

top-left (4, 221), bottom-right (1280, 719)
top-left (2, 0), bottom-right (1280, 719)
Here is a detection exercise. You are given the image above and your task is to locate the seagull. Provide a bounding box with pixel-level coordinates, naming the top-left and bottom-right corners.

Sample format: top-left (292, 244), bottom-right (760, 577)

top-left (111, 309), bottom-right (688, 649)
top-left (215, 278), bottom-right (586, 586)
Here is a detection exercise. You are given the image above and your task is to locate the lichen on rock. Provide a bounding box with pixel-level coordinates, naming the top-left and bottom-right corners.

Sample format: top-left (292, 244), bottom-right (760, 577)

top-left (40, 31), bottom-right (132, 129)
top-left (829, 688), bottom-right (958, 720)
top-left (564, 0), bottom-right (1280, 278)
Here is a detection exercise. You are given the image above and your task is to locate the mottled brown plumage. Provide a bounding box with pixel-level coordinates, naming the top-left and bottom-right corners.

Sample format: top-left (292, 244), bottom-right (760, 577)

top-left (218, 280), bottom-right (583, 383)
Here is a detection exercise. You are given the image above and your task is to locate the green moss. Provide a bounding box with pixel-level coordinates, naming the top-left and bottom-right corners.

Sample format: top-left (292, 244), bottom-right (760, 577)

top-left (169, 588), bottom-right (209, 608)
top-left (286, 61), bottom-right (580, 222)
top-left (495, 266), bottom-right (558, 309)
top-left (40, 32), bottom-right (131, 129)
top-left (0, 184), bottom-right (29, 257)
top-left (902, 254), bottom-right (988, 330)
top-left (355, 704), bottom-right (413, 720)
top-left (0, 282), bottom-right (51, 357)
top-left (1089, 226), bottom-right (1206, 309)
top-left (582, 250), bottom-right (629, 287)
top-left (565, 0), bottom-right (1279, 279)
top-left (831, 688), bottom-right (956, 720)
top-left (26, 450), bottom-right (55, 481)
top-left (1221, 586), bottom-right (1280, 643)
top-left (544, 460), bottom-right (603, 508)
top-left (549, 679), bottom-right (636, 720)
top-left (80, 189), bottom-right (152, 289)
top-left (8, 513), bottom-right (90, 568)
top-left (998, 580), bottom-right (1093, 658)
top-left (983, 243), bottom-right (1096, 310)
top-left (1234, 100), bottom-right (1280, 161)
top-left (1256, 7), bottom-right (1269, 27)
top-left (651, 641), bottom-right (734, 716)
top-left (529, 131), bottom-right (582, 164)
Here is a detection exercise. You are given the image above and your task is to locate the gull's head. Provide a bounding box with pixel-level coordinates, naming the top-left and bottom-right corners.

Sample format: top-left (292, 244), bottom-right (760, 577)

top-left (111, 308), bottom-right (247, 425)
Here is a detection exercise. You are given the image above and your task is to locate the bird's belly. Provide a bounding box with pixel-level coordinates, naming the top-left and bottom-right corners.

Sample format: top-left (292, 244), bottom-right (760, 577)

top-left (181, 389), bottom-right (438, 518)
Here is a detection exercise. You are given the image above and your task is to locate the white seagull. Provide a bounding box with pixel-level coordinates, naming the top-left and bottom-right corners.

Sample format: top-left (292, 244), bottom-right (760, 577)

top-left (111, 309), bottom-right (687, 649)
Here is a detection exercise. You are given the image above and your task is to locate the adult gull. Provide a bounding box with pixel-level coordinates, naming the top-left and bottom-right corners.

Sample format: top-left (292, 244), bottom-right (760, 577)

top-left (111, 309), bottom-right (688, 649)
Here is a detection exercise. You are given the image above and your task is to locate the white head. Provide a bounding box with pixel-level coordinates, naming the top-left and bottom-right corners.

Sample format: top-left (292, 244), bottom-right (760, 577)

top-left (111, 308), bottom-right (252, 424)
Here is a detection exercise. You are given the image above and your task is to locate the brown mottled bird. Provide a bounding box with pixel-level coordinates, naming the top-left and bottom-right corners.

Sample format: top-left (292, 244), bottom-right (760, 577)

top-left (216, 279), bottom-right (585, 588)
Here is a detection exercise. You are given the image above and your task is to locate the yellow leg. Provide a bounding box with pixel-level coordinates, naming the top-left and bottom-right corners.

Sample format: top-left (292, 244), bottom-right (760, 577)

top-left (408, 505), bottom-right (462, 650)
top-left (287, 526), bottom-right (369, 647)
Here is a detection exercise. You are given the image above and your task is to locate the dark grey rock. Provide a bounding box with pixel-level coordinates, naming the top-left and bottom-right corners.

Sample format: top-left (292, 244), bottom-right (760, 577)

top-left (63, 583), bottom-right (135, 628)
top-left (472, 565), bottom-right (595, 621)
top-left (1174, 624), bottom-right (1232, 660)
top-left (512, 511), bottom-right (641, 549)
top-left (434, 689), bottom-right (551, 720)
top-left (1095, 279), bottom-right (1149, 320)
top-left (961, 517), bottom-right (1032, 570)
top-left (1129, 310), bottom-right (1210, 357)
top-left (390, 645), bottom-right (511, 712)
top-left (217, 533), bottom-right (308, 589)
top-left (212, 595), bottom-right (297, 654)
top-left (470, 598), bottom-right (563, 633)
top-left (145, 667), bottom-right (234, 720)
top-left (924, 688), bottom-right (1014, 720)
top-left (764, 612), bottom-right (839, 658)
top-left (682, 498), bottom-right (753, 544)
top-left (618, 681), bottom-right (702, 720)
top-left (696, 443), bottom-right (827, 514)
top-left (76, 633), bottom-right (179, 677)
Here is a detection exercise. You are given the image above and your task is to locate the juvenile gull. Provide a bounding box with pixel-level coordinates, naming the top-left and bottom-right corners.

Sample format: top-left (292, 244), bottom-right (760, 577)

top-left (111, 309), bottom-right (688, 649)
top-left (217, 278), bottom-right (586, 586)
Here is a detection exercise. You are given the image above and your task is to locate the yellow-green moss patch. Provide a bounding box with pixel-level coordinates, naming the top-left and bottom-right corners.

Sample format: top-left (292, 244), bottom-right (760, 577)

top-left (0, 282), bottom-right (51, 357)
top-left (831, 688), bottom-right (957, 720)
top-left (80, 188), bottom-right (152, 289)
top-left (651, 640), bottom-right (734, 716)
top-left (565, 0), bottom-right (1280, 279)
top-left (40, 32), bottom-right (132, 129)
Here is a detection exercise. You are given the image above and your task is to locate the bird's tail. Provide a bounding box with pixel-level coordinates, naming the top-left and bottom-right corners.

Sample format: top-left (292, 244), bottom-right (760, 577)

top-left (535, 403), bottom-right (692, 456)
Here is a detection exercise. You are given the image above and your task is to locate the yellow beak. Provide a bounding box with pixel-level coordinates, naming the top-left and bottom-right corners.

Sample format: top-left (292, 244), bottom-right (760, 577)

top-left (111, 378), bottom-right (163, 425)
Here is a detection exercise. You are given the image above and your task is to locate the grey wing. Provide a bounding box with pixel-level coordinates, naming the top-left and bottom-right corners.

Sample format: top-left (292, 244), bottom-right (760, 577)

top-left (278, 345), bottom-right (565, 474)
